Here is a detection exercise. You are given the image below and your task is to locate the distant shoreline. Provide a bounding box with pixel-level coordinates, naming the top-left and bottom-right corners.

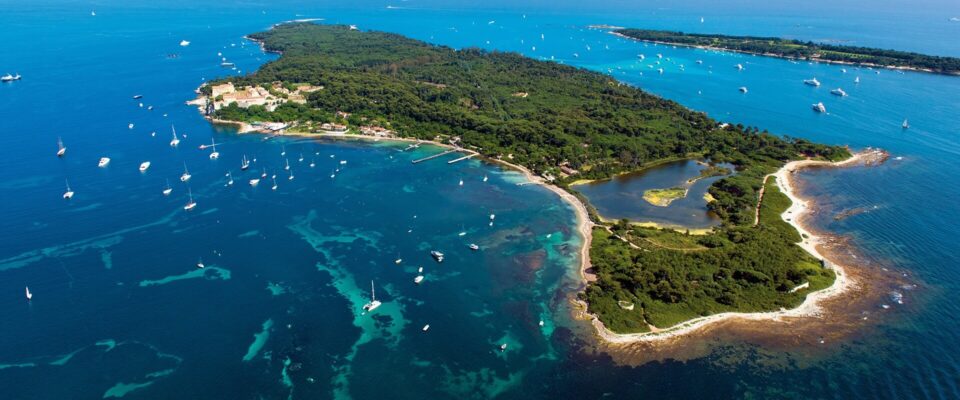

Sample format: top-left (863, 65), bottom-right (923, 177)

top-left (607, 31), bottom-right (960, 77)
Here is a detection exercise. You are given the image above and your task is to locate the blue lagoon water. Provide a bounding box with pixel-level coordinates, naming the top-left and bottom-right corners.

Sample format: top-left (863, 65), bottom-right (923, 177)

top-left (3, 1), bottom-right (960, 398)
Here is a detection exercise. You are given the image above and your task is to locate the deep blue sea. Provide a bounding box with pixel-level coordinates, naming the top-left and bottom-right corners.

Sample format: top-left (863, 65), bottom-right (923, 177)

top-left (2, 1), bottom-right (960, 399)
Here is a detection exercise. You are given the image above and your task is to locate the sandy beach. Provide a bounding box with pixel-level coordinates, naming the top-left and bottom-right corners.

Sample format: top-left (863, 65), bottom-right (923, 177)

top-left (585, 149), bottom-right (887, 344)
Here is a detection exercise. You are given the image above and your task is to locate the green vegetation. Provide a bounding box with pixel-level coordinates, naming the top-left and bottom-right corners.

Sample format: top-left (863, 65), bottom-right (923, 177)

top-left (212, 23), bottom-right (846, 333)
top-left (614, 28), bottom-right (960, 75)
top-left (642, 187), bottom-right (687, 207)
top-left (587, 180), bottom-right (834, 333)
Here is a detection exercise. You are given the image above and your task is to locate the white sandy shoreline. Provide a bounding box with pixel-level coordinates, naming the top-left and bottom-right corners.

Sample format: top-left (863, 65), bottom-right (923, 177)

top-left (585, 150), bottom-right (886, 344)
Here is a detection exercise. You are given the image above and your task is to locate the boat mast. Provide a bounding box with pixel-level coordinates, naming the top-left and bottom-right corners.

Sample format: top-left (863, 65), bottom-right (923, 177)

top-left (371, 280), bottom-right (376, 302)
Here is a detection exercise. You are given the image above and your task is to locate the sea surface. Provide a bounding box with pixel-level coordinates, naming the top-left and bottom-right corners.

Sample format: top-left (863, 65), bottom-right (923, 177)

top-left (2, 1), bottom-right (960, 399)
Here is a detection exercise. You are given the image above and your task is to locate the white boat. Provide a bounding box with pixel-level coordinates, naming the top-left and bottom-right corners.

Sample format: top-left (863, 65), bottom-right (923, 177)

top-left (139, 161), bottom-right (151, 172)
top-left (458, 179), bottom-right (464, 186)
top-left (830, 88), bottom-right (848, 97)
top-left (414, 275), bottom-right (424, 284)
top-left (841, 68), bottom-right (847, 73)
top-left (902, 119), bottom-right (910, 129)
top-left (418, 266), bottom-right (423, 274)
top-left (489, 214), bottom-right (496, 220)
top-left (422, 324), bottom-right (430, 332)
top-left (1, 73), bottom-right (21, 82)
top-left (98, 157), bottom-right (111, 168)
top-left (63, 179), bottom-right (74, 199)
top-left (271, 177), bottom-right (278, 190)
top-left (738, 86), bottom-right (748, 93)
top-left (162, 180), bottom-right (173, 196)
top-left (309, 159), bottom-right (315, 168)
top-left (90, 10), bottom-right (96, 16)
top-left (855, 76), bottom-right (861, 84)
top-left (241, 155), bottom-right (250, 170)
top-left (284, 159), bottom-right (290, 171)
top-left (696, 60), bottom-right (703, 64)
top-left (430, 250), bottom-right (444, 263)
top-left (249, 178), bottom-right (260, 186)
top-left (128, 123), bottom-right (134, 129)
top-left (25, 286), bottom-right (32, 301)
top-left (179, 40), bottom-right (191, 47)
top-left (339, 160), bottom-right (347, 165)
top-left (499, 343), bottom-right (508, 351)
top-left (208, 140), bottom-right (219, 160)
top-left (226, 171), bottom-right (234, 186)
top-left (803, 77), bottom-right (821, 87)
top-left (288, 170), bottom-right (294, 180)
top-left (362, 281), bottom-right (382, 312)
top-left (469, 244), bottom-right (479, 251)
top-left (298, 153), bottom-right (304, 162)
top-left (483, 175), bottom-right (488, 182)
top-left (197, 258), bottom-right (205, 269)
top-left (261, 168), bottom-right (267, 178)
top-left (735, 64), bottom-right (744, 71)
top-left (57, 137), bottom-right (66, 157)
top-left (180, 163), bottom-right (192, 182)
top-left (539, 320), bottom-right (545, 327)
top-left (395, 258), bottom-right (402, 264)
top-left (170, 125), bottom-right (180, 147)
top-left (812, 102), bottom-right (827, 113)
top-left (280, 145), bottom-right (286, 156)
top-left (183, 188), bottom-right (197, 210)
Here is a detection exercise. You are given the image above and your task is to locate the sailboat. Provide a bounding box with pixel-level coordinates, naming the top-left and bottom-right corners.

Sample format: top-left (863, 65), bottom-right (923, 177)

top-left (57, 137), bottom-right (66, 157)
top-left (209, 139), bottom-right (219, 160)
top-left (183, 188), bottom-right (197, 210)
top-left (170, 125), bottom-right (180, 147)
top-left (162, 179), bottom-right (173, 196)
top-left (483, 175), bottom-right (488, 182)
top-left (458, 224), bottom-right (467, 236)
top-left (298, 153), bottom-right (304, 162)
top-left (25, 286), bottom-right (32, 301)
top-left (271, 176), bottom-right (278, 190)
top-left (63, 179), bottom-right (75, 199)
top-left (197, 258), bottom-right (205, 269)
top-left (458, 178), bottom-right (464, 186)
top-left (280, 145), bottom-right (286, 157)
top-left (226, 171), bottom-right (234, 186)
top-left (309, 158), bottom-right (315, 168)
top-left (284, 158), bottom-right (290, 171)
top-left (288, 169), bottom-right (294, 180)
top-left (362, 280), bottom-right (382, 312)
top-left (241, 154), bottom-right (250, 170)
top-left (902, 119), bottom-right (910, 129)
top-left (855, 76), bottom-right (861, 84)
top-left (261, 168), bottom-right (267, 178)
top-left (180, 163), bottom-right (192, 182)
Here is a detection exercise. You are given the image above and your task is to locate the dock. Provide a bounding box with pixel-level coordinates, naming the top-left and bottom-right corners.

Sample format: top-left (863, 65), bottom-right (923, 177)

top-left (411, 149), bottom-right (457, 164)
top-left (447, 154), bottom-right (477, 164)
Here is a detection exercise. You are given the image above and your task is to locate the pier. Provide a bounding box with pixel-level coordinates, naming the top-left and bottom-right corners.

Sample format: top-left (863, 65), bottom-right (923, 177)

top-left (447, 154), bottom-right (477, 164)
top-left (411, 149), bottom-right (457, 164)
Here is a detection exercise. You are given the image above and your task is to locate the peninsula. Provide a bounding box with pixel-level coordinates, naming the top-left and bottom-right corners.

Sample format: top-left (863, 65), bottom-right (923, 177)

top-left (195, 23), bottom-right (854, 339)
top-left (612, 28), bottom-right (960, 75)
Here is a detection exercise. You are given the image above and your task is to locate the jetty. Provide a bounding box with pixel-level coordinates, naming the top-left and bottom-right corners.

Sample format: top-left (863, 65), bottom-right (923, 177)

top-left (447, 154), bottom-right (477, 164)
top-left (411, 149), bottom-right (458, 164)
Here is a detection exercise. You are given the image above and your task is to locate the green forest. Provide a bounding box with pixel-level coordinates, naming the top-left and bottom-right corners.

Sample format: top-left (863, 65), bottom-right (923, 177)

top-left (614, 28), bottom-right (960, 75)
top-left (211, 23), bottom-right (848, 332)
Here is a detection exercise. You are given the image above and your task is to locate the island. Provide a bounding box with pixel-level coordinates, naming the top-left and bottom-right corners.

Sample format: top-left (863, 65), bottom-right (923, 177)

top-left (193, 22), bottom-right (857, 340)
top-left (612, 28), bottom-right (960, 75)
top-left (642, 187), bottom-right (687, 207)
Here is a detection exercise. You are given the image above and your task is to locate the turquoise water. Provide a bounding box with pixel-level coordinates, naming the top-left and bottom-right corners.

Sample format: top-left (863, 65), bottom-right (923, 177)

top-left (3, 1), bottom-right (960, 398)
top-left (574, 160), bottom-right (732, 228)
